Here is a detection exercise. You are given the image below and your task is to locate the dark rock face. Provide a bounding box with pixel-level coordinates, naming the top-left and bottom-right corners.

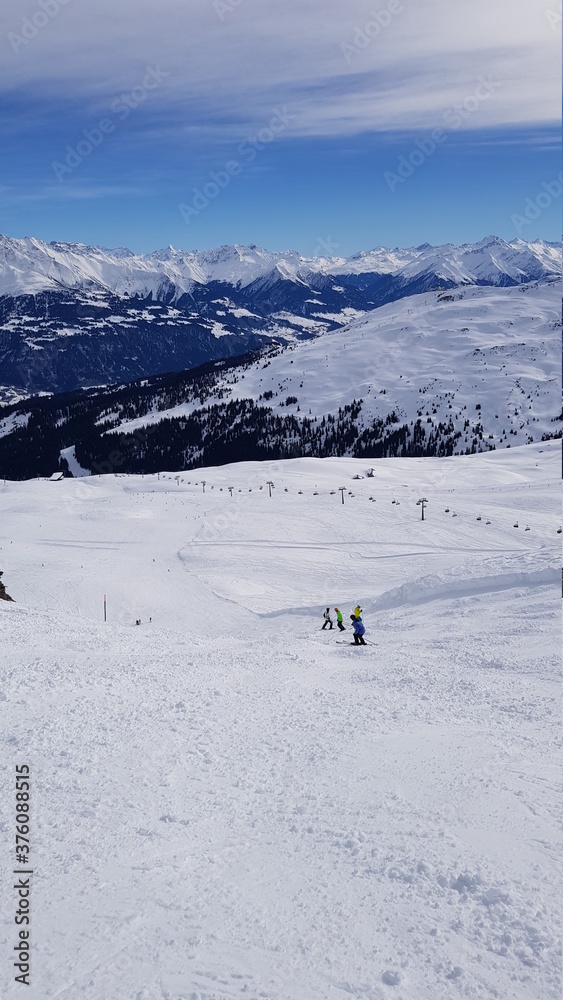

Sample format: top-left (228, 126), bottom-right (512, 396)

top-left (0, 570), bottom-right (13, 601)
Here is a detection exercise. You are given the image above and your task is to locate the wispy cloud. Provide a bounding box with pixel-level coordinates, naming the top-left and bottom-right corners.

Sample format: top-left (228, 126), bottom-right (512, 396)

top-left (0, 0), bottom-right (559, 142)
top-left (1, 0), bottom-right (559, 251)
top-left (2, 184), bottom-right (145, 204)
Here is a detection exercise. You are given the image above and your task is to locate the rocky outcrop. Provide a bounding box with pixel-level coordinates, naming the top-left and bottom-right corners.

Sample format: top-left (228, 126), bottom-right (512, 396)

top-left (0, 570), bottom-right (13, 601)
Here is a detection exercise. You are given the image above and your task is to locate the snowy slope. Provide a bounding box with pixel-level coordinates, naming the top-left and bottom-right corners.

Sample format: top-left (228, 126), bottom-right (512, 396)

top-left (0, 277), bottom-right (559, 480)
top-left (1, 234), bottom-right (560, 397)
top-left (0, 233), bottom-right (560, 299)
top-left (110, 278), bottom-right (561, 453)
top-left (0, 442), bottom-right (560, 999)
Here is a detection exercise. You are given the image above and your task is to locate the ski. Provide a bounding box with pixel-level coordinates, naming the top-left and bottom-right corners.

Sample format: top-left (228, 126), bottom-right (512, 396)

top-left (335, 641), bottom-right (371, 646)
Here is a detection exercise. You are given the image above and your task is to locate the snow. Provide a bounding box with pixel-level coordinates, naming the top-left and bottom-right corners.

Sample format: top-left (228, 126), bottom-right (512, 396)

top-left (270, 312), bottom-right (325, 329)
top-left (0, 411), bottom-right (31, 439)
top-left (104, 399), bottom-right (208, 435)
top-left (105, 279), bottom-right (560, 451)
top-left (207, 320), bottom-right (232, 338)
top-left (330, 236), bottom-right (562, 283)
top-left (0, 233), bottom-right (560, 299)
top-left (0, 388), bottom-right (48, 407)
top-left (47, 326), bottom-right (82, 338)
top-left (311, 308), bottom-right (366, 323)
top-left (231, 307), bottom-right (260, 319)
top-left (60, 445), bottom-right (91, 478)
top-left (0, 441), bottom-right (560, 999)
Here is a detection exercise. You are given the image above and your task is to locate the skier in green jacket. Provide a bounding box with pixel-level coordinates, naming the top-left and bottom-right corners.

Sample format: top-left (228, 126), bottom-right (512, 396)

top-left (335, 607), bottom-right (345, 631)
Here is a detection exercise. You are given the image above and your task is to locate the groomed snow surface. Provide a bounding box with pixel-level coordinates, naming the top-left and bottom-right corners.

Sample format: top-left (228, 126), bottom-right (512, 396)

top-left (0, 442), bottom-right (560, 1000)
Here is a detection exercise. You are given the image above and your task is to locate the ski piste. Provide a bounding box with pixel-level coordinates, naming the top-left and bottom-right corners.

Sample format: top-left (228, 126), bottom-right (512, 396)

top-left (0, 443), bottom-right (559, 999)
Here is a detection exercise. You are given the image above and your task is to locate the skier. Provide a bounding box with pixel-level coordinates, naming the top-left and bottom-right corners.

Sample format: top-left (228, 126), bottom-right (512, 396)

top-left (335, 607), bottom-right (345, 631)
top-left (351, 615), bottom-right (366, 646)
top-left (353, 603), bottom-right (362, 619)
top-left (322, 607), bottom-right (333, 630)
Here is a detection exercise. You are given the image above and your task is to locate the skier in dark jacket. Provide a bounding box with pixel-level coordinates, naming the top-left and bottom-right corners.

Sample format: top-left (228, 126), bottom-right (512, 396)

top-left (350, 615), bottom-right (366, 645)
top-left (322, 607), bottom-right (333, 630)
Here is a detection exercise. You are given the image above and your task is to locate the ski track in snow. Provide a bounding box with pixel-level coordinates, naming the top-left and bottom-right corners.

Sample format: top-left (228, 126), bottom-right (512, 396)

top-left (0, 442), bottom-right (560, 1000)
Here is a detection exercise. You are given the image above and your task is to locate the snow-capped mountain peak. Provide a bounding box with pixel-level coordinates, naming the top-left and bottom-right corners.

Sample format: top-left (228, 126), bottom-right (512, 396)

top-left (0, 232), bottom-right (560, 400)
top-left (0, 233), bottom-right (559, 300)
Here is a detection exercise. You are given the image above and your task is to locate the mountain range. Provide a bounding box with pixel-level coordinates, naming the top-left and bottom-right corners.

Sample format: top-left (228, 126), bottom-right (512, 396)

top-left (0, 276), bottom-right (559, 480)
top-left (0, 234), bottom-right (560, 399)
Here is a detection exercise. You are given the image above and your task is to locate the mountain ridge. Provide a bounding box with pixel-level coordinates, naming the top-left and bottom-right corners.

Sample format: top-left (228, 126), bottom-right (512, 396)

top-left (0, 234), bottom-right (560, 399)
top-left (0, 278), bottom-right (559, 480)
top-left (0, 233), bottom-right (560, 299)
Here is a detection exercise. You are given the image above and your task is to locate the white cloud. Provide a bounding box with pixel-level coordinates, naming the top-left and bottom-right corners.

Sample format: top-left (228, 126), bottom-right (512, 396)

top-left (1, 0), bottom-right (560, 138)
top-left (2, 184), bottom-right (145, 204)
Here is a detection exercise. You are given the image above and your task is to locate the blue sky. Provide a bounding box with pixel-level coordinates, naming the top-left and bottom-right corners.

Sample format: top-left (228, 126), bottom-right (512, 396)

top-left (0, 0), bottom-right (560, 255)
